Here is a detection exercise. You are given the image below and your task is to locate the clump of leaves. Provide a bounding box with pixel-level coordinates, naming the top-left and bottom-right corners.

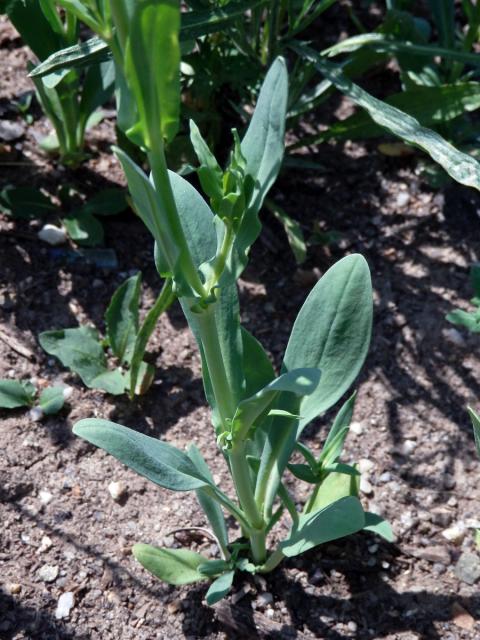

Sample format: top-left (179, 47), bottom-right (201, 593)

top-left (69, 2), bottom-right (393, 606)
top-left (39, 273), bottom-right (174, 397)
top-left (446, 264), bottom-right (480, 333)
top-left (0, 378), bottom-right (67, 418)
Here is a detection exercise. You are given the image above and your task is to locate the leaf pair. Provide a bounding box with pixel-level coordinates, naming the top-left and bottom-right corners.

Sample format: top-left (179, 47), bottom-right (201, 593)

top-left (0, 379), bottom-right (65, 416)
top-left (39, 273), bottom-right (172, 396)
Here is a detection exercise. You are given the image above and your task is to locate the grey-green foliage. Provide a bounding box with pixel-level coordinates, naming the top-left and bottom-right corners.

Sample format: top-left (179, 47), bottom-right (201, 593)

top-left (1, 0), bottom-right (114, 165)
top-left (446, 264), bottom-right (480, 333)
top-left (71, 8), bottom-right (392, 605)
top-left (39, 273), bottom-right (174, 397)
top-left (0, 379), bottom-right (65, 416)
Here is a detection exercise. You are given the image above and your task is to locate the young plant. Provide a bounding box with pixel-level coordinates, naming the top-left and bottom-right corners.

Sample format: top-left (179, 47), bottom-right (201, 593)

top-left (39, 273), bottom-right (174, 397)
top-left (71, 1), bottom-right (391, 604)
top-left (0, 379), bottom-right (68, 419)
top-left (0, 186), bottom-right (127, 247)
top-left (1, 0), bottom-right (114, 165)
top-left (446, 264), bottom-right (480, 334)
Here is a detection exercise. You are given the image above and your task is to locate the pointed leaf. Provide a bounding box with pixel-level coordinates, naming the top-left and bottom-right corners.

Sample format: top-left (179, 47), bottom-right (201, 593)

top-left (308, 469), bottom-right (360, 513)
top-left (320, 392), bottom-right (356, 465)
top-left (133, 544), bottom-right (207, 585)
top-left (257, 255), bottom-right (371, 514)
top-left (232, 368), bottom-right (321, 441)
top-left (188, 444), bottom-right (229, 554)
top-left (364, 512), bottom-right (394, 542)
top-left (0, 380), bottom-right (35, 409)
top-left (73, 419), bottom-right (209, 491)
top-left (241, 57), bottom-right (288, 215)
top-left (468, 406), bottom-right (480, 458)
top-left (206, 570), bottom-right (235, 605)
top-left (281, 496), bottom-right (365, 557)
top-left (106, 273), bottom-right (141, 364)
top-left (297, 45), bottom-right (480, 191)
top-left (38, 386), bottom-right (65, 415)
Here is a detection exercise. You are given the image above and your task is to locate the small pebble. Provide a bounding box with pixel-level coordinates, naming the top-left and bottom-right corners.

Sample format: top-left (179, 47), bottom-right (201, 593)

top-left (38, 535), bottom-right (53, 553)
top-left (442, 522), bottom-right (466, 544)
top-left (39, 490), bottom-right (53, 505)
top-left (55, 592), bottom-right (74, 620)
top-left (347, 621), bottom-right (358, 632)
top-left (349, 421), bottom-right (364, 436)
top-left (455, 552), bottom-right (480, 585)
top-left (256, 592), bottom-right (274, 608)
top-left (396, 192), bottom-right (410, 208)
top-left (38, 224), bottom-right (67, 246)
top-left (8, 583), bottom-right (21, 595)
top-left (401, 439), bottom-right (416, 455)
top-left (108, 481), bottom-right (126, 502)
top-left (379, 472), bottom-right (392, 483)
top-left (360, 477), bottom-right (373, 496)
top-left (38, 564), bottom-right (59, 583)
top-left (358, 458), bottom-right (375, 473)
top-left (62, 386), bottom-right (73, 400)
top-left (29, 407), bottom-right (44, 422)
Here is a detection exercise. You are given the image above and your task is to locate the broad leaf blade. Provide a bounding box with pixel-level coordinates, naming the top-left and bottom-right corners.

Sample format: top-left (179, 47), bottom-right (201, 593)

top-left (73, 418), bottom-right (209, 491)
top-left (206, 570), bottom-right (235, 605)
top-left (281, 496), bottom-right (365, 557)
top-left (133, 544), bottom-right (207, 585)
top-left (106, 273), bottom-right (141, 364)
top-left (125, 0), bottom-right (180, 145)
top-left (257, 255), bottom-right (372, 516)
top-left (0, 380), bottom-right (35, 409)
top-left (38, 386), bottom-right (65, 415)
top-left (364, 512), bottom-right (394, 542)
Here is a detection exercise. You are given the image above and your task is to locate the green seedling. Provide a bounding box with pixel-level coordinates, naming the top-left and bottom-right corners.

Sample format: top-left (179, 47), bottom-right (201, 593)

top-left (39, 273), bottom-right (174, 397)
top-left (0, 186), bottom-right (127, 247)
top-left (0, 378), bottom-right (67, 419)
top-left (71, 1), bottom-right (392, 605)
top-left (446, 264), bottom-right (480, 334)
top-left (1, 0), bottom-right (114, 165)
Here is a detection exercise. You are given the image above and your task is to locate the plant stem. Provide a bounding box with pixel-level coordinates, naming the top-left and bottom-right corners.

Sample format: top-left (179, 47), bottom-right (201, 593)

top-left (259, 547), bottom-right (284, 573)
top-left (196, 302), bottom-right (267, 564)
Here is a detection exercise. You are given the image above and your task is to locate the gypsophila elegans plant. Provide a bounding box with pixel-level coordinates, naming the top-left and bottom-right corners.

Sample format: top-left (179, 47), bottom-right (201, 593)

top-left (72, 0), bottom-right (392, 604)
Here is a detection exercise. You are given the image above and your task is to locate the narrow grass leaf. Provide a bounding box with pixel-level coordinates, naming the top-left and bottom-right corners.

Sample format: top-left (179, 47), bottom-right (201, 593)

top-left (296, 45), bottom-right (480, 191)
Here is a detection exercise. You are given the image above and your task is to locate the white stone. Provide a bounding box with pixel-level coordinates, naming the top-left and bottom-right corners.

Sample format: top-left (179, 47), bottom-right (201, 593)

top-left (360, 477), bottom-right (373, 495)
top-left (39, 490), bottom-right (53, 505)
top-left (55, 592), bottom-right (74, 619)
top-left (38, 564), bottom-right (58, 583)
top-left (358, 458), bottom-right (375, 473)
top-left (29, 407), bottom-right (44, 422)
top-left (38, 535), bottom-right (53, 553)
top-left (349, 421), bottom-right (364, 435)
top-left (401, 439), bottom-right (416, 455)
top-left (108, 481), bottom-right (126, 502)
top-left (396, 192), bottom-right (410, 208)
top-left (62, 385), bottom-right (74, 400)
top-left (442, 522), bottom-right (466, 544)
top-left (38, 224), bottom-right (67, 246)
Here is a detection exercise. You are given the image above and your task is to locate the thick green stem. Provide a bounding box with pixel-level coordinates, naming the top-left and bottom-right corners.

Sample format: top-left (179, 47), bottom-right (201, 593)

top-left (196, 304), bottom-right (267, 564)
top-left (259, 547), bottom-right (284, 573)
